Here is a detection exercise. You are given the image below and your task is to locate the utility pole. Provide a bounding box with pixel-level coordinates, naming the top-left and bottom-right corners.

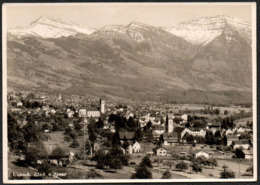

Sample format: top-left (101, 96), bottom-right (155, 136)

top-left (158, 156), bottom-right (160, 178)
top-left (84, 119), bottom-right (85, 161)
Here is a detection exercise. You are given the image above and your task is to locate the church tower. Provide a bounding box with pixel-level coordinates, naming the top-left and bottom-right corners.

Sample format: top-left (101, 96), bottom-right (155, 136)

top-left (100, 99), bottom-right (105, 114)
top-left (167, 113), bottom-right (174, 133)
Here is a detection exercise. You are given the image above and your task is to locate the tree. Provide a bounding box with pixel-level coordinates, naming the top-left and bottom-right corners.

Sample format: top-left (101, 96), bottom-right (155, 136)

top-left (36, 161), bottom-right (52, 175)
top-left (25, 141), bottom-right (48, 167)
top-left (86, 169), bottom-right (103, 179)
top-left (146, 121), bottom-right (152, 130)
top-left (51, 146), bottom-right (65, 164)
top-left (96, 118), bottom-right (104, 129)
top-left (246, 165), bottom-right (253, 175)
top-left (206, 158), bottom-right (218, 169)
top-left (8, 113), bottom-right (25, 152)
top-left (205, 130), bottom-right (215, 145)
top-left (224, 110), bottom-right (229, 115)
top-left (162, 170), bottom-right (172, 179)
top-left (158, 134), bottom-right (164, 146)
top-left (134, 128), bottom-right (143, 141)
top-left (140, 155), bottom-right (152, 168)
top-left (122, 136), bottom-right (130, 150)
top-left (109, 158), bottom-right (122, 172)
top-left (131, 165), bottom-right (152, 179)
top-left (70, 139), bottom-right (80, 148)
top-left (112, 132), bottom-right (120, 146)
top-left (92, 149), bottom-right (107, 169)
top-left (186, 133), bottom-right (194, 144)
top-left (106, 146), bottom-right (129, 168)
top-left (192, 163), bottom-right (202, 173)
top-left (74, 122), bottom-right (82, 132)
top-left (222, 165), bottom-right (228, 171)
top-left (234, 148), bottom-right (245, 158)
top-left (175, 161), bottom-right (188, 171)
top-left (220, 170), bottom-right (235, 178)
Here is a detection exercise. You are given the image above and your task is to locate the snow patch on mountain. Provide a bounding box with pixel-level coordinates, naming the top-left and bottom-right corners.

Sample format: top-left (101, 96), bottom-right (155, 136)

top-left (163, 15), bottom-right (251, 45)
top-left (9, 16), bottom-right (95, 39)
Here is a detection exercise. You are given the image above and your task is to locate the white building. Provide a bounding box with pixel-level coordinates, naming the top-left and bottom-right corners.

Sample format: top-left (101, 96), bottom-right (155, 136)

top-left (132, 142), bottom-right (141, 153)
top-left (195, 151), bottom-right (209, 159)
top-left (78, 107), bottom-right (100, 118)
top-left (156, 147), bottom-right (167, 156)
top-left (100, 99), bottom-right (105, 114)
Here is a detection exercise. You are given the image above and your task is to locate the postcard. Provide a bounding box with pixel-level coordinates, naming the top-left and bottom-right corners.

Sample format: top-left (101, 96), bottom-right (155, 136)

top-left (2, 2), bottom-right (257, 183)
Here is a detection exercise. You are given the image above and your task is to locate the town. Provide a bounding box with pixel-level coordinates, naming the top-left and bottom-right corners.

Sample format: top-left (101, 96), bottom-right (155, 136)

top-left (8, 91), bottom-right (254, 180)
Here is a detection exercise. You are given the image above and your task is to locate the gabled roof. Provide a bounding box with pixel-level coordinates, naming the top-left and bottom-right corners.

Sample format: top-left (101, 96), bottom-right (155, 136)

top-left (119, 131), bottom-right (135, 140)
top-left (188, 128), bottom-right (205, 132)
top-left (173, 126), bottom-right (186, 133)
top-left (209, 122), bottom-right (221, 127)
top-left (235, 139), bottom-right (250, 145)
top-left (79, 107), bottom-right (100, 112)
top-left (227, 135), bottom-right (239, 140)
top-left (242, 150), bottom-right (253, 155)
top-left (156, 147), bottom-right (167, 151)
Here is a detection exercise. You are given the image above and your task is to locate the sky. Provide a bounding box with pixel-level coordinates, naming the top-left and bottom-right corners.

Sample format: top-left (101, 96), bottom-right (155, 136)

top-left (4, 3), bottom-right (254, 29)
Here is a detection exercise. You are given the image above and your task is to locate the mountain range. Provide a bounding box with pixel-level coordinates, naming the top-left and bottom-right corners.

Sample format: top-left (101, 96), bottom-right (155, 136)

top-left (7, 15), bottom-right (252, 104)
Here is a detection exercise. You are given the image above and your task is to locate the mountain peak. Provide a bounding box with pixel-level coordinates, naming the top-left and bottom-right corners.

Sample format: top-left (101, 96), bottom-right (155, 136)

top-left (9, 16), bottom-right (95, 39)
top-left (163, 15), bottom-right (251, 45)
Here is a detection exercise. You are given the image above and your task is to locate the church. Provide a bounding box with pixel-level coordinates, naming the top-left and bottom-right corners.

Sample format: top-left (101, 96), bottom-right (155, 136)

top-left (78, 99), bottom-right (105, 118)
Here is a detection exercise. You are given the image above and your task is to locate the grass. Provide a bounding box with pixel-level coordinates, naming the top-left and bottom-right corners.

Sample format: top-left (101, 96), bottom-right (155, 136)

top-left (43, 131), bottom-right (85, 154)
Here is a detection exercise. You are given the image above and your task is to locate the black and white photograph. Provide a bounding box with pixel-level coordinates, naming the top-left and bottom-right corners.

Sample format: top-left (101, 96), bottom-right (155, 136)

top-left (2, 2), bottom-right (257, 183)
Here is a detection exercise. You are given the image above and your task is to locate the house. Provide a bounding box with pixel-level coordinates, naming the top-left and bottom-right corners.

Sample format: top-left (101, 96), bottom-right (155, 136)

top-left (110, 125), bottom-right (116, 133)
top-left (242, 150), bottom-right (253, 159)
top-left (67, 111), bottom-right (74, 118)
top-left (154, 126), bottom-right (165, 135)
top-left (237, 127), bottom-right (246, 134)
top-left (227, 135), bottom-right (239, 146)
top-left (119, 131), bottom-right (135, 147)
top-left (78, 107), bottom-right (100, 118)
top-left (126, 145), bottom-right (133, 154)
top-left (163, 132), bottom-right (178, 146)
top-left (16, 102), bottom-right (23, 107)
top-left (225, 128), bottom-right (236, 135)
top-left (208, 123), bottom-right (221, 134)
top-left (173, 126), bottom-right (188, 143)
top-left (233, 139), bottom-right (251, 150)
top-left (156, 147), bottom-right (167, 156)
top-left (93, 143), bottom-right (101, 152)
top-left (195, 151), bottom-right (209, 159)
top-left (132, 141), bottom-right (141, 153)
top-left (47, 146), bottom-right (74, 167)
top-left (186, 128), bottom-right (206, 137)
top-left (126, 112), bottom-right (134, 119)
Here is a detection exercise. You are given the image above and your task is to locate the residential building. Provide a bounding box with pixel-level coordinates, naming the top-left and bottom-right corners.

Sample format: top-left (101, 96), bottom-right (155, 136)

top-left (195, 151), bottom-right (209, 159)
top-left (132, 141), bottom-right (141, 153)
top-left (227, 135), bottom-right (239, 146)
top-left (156, 147), bottom-right (167, 156)
top-left (233, 139), bottom-right (251, 150)
top-left (242, 150), bottom-right (253, 159)
top-left (186, 128), bottom-right (206, 137)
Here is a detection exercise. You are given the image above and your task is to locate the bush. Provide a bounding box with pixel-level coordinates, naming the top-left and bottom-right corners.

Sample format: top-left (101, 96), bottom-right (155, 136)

top-left (162, 170), bottom-right (172, 179)
top-left (86, 169), bottom-right (103, 179)
top-left (131, 165), bottom-right (152, 179)
top-left (175, 161), bottom-right (188, 171)
top-left (75, 152), bottom-right (84, 160)
top-left (192, 163), bottom-right (202, 173)
top-left (36, 161), bottom-right (52, 175)
top-left (64, 135), bottom-right (71, 142)
top-left (220, 170), bottom-right (235, 178)
top-left (140, 155), bottom-right (152, 168)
